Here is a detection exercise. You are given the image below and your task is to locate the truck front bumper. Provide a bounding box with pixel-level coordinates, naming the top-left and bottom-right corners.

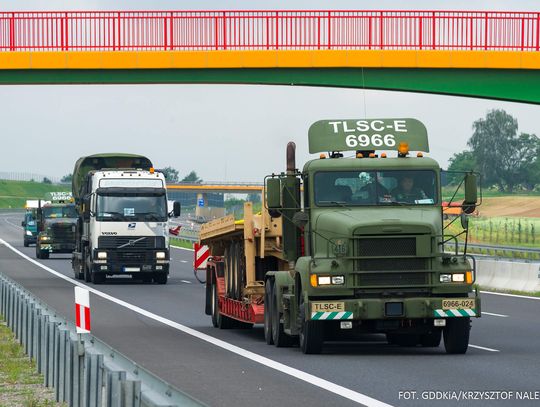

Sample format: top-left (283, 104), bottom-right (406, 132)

top-left (309, 295), bottom-right (481, 321)
top-left (91, 261), bottom-right (169, 275)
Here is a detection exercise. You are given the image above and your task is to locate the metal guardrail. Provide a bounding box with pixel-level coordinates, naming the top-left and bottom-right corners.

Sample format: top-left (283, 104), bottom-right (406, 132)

top-left (0, 273), bottom-right (206, 407)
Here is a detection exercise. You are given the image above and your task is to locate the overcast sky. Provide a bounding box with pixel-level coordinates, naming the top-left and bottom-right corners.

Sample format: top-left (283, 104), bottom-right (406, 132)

top-left (1, 1), bottom-right (540, 182)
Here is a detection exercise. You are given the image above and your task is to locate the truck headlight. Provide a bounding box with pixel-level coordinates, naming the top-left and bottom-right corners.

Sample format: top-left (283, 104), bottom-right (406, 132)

top-left (156, 251), bottom-right (166, 259)
top-left (40, 235), bottom-right (50, 241)
top-left (440, 274), bottom-right (452, 283)
top-left (26, 231), bottom-right (33, 236)
top-left (331, 276), bottom-right (345, 285)
top-left (97, 251), bottom-right (107, 259)
top-left (311, 275), bottom-right (345, 286)
top-left (452, 273), bottom-right (465, 282)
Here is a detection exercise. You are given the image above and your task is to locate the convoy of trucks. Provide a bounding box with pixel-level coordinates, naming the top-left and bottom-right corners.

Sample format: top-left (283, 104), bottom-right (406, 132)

top-left (70, 154), bottom-right (180, 284)
top-left (200, 118), bottom-right (481, 354)
top-left (16, 118), bottom-right (482, 355)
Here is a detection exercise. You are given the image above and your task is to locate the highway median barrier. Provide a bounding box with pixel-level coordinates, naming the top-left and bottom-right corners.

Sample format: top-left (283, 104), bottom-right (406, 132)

top-left (0, 273), bottom-right (206, 407)
top-left (476, 258), bottom-right (540, 293)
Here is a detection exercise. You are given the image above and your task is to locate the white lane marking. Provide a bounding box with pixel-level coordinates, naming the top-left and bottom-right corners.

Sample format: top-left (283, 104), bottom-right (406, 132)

top-left (0, 237), bottom-right (393, 407)
top-left (4, 217), bottom-right (23, 230)
top-left (469, 344), bottom-right (500, 352)
top-left (482, 312), bottom-right (509, 318)
top-left (480, 290), bottom-right (540, 301)
top-left (180, 260), bottom-right (188, 263)
top-left (180, 280), bottom-right (192, 284)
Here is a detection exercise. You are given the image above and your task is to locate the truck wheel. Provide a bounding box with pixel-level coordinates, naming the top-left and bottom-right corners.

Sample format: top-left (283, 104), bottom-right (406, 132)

top-left (83, 249), bottom-right (92, 283)
top-left (41, 250), bottom-right (49, 260)
top-left (444, 318), bottom-right (470, 354)
top-left (154, 274), bottom-right (168, 284)
top-left (91, 272), bottom-right (105, 284)
top-left (264, 281), bottom-right (274, 345)
top-left (214, 280), bottom-right (234, 329)
top-left (210, 281), bottom-right (219, 328)
top-left (421, 329), bottom-right (442, 347)
top-left (35, 245), bottom-right (41, 259)
top-left (24, 239), bottom-right (29, 248)
top-left (299, 298), bottom-right (323, 354)
top-left (271, 281), bottom-right (294, 347)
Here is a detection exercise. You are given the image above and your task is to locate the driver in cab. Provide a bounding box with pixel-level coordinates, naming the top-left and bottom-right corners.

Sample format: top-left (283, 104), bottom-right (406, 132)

top-left (391, 174), bottom-right (427, 203)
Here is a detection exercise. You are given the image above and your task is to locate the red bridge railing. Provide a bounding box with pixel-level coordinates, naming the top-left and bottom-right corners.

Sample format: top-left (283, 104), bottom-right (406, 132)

top-left (1, 10), bottom-right (539, 52)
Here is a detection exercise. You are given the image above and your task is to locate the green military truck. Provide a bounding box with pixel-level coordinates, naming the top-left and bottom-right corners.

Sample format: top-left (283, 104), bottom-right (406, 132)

top-left (35, 192), bottom-right (78, 259)
top-left (200, 118), bottom-right (481, 354)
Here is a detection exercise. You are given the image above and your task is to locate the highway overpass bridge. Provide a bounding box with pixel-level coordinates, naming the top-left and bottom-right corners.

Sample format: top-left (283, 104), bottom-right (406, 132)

top-left (1, 10), bottom-right (540, 103)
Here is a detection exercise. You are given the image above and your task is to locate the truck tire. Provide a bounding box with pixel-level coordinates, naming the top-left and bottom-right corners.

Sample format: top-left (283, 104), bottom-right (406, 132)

top-left (210, 281), bottom-right (219, 328)
top-left (299, 298), bottom-right (323, 354)
top-left (420, 329), bottom-right (442, 347)
top-left (271, 280), bottom-right (294, 347)
top-left (264, 281), bottom-right (274, 345)
top-left (444, 317), bottom-right (470, 354)
top-left (35, 244), bottom-right (41, 259)
top-left (24, 239), bottom-right (29, 248)
top-left (91, 271), bottom-right (105, 284)
top-left (214, 280), bottom-right (234, 329)
top-left (154, 274), bottom-right (168, 284)
top-left (83, 249), bottom-right (92, 283)
top-left (41, 250), bottom-right (49, 260)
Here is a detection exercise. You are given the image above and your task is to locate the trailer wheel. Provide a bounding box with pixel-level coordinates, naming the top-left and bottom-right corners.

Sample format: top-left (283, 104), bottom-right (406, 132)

top-left (214, 280), bottom-right (234, 329)
top-left (420, 329), bottom-right (442, 347)
top-left (83, 248), bottom-right (92, 283)
top-left (271, 281), bottom-right (294, 347)
top-left (299, 297), bottom-right (323, 354)
top-left (444, 318), bottom-right (470, 354)
top-left (210, 281), bottom-right (219, 328)
top-left (264, 280), bottom-right (274, 345)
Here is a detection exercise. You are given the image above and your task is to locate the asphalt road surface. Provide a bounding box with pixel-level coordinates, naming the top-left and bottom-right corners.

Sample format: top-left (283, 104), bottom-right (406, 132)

top-left (1, 211), bottom-right (539, 407)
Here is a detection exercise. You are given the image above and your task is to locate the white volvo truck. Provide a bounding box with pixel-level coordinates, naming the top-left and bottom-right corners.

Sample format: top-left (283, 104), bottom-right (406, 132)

top-left (71, 154), bottom-right (181, 284)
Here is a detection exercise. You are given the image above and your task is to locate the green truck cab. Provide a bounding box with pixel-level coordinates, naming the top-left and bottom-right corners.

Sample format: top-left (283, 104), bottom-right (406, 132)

top-left (35, 192), bottom-right (77, 259)
top-left (266, 119), bottom-right (481, 354)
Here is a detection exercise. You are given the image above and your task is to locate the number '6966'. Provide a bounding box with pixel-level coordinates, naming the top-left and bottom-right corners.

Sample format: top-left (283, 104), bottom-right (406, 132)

top-left (345, 134), bottom-right (396, 148)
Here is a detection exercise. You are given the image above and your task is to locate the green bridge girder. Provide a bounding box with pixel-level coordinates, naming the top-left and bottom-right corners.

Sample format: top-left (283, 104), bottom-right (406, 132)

top-left (1, 68), bottom-right (538, 104)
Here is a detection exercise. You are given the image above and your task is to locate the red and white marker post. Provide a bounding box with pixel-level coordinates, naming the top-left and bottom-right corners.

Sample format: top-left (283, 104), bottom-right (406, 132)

top-left (74, 286), bottom-right (91, 334)
top-left (193, 243), bottom-right (210, 283)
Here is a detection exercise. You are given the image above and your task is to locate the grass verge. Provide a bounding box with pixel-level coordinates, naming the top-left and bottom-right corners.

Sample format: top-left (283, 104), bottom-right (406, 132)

top-left (0, 315), bottom-right (64, 407)
top-left (170, 239), bottom-right (195, 250)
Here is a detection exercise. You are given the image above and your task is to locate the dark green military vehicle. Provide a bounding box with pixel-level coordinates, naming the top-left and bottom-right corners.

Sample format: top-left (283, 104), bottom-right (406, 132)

top-left (202, 118), bottom-right (481, 354)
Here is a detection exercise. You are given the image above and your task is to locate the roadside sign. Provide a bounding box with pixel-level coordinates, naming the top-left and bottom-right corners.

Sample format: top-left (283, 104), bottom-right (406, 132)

top-left (198, 198), bottom-right (204, 207)
top-left (74, 286), bottom-right (91, 334)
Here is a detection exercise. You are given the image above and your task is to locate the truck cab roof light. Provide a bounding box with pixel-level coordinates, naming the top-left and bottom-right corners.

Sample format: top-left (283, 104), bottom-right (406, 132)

top-left (417, 152), bottom-right (424, 157)
top-left (398, 142), bottom-right (409, 157)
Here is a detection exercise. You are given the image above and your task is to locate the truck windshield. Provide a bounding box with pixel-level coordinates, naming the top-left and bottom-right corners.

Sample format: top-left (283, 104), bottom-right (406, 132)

top-left (314, 170), bottom-right (437, 206)
top-left (96, 195), bottom-right (167, 222)
top-left (42, 206), bottom-right (78, 218)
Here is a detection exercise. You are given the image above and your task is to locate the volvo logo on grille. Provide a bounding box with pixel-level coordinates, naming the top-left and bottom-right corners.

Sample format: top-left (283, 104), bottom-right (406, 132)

top-left (128, 223), bottom-right (136, 230)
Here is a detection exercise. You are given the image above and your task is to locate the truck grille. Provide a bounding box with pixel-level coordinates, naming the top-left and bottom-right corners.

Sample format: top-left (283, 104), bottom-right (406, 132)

top-left (358, 272), bottom-right (428, 286)
top-left (356, 238), bottom-right (416, 256)
top-left (50, 224), bottom-right (75, 242)
top-left (108, 251), bottom-right (154, 264)
top-left (98, 236), bottom-right (165, 249)
top-left (356, 258), bottom-right (427, 271)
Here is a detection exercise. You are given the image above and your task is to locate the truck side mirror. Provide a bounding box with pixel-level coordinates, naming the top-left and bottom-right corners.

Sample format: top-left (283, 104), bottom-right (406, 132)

top-left (463, 173), bottom-right (477, 214)
top-left (82, 195), bottom-right (91, 221)
top-left (266, 178), bottom-right (282, 218)
top-left (173, 201), bottom-right (181, 217)
top-left (21, 221), bottom-right (26, 227)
